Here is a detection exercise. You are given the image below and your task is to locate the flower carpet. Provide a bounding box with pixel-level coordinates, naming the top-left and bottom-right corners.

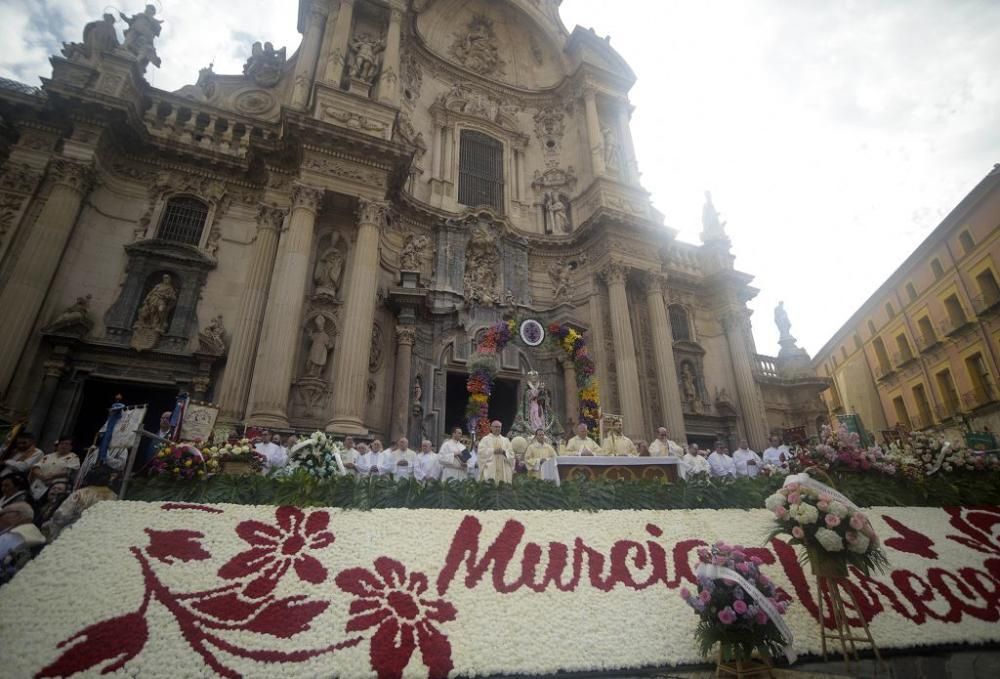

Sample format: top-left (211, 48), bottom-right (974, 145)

top-left (2, 502), bottom-right (999, 678)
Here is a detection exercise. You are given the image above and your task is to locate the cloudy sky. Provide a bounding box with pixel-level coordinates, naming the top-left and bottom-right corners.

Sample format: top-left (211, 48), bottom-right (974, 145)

top-left (2, 0), bottom-right (998, 356)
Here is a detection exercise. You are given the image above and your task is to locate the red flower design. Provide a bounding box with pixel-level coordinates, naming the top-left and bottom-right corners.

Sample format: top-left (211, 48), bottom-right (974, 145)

top-left (146, 529), bottom-right (212, 564)
top-left (219, 506), bottom-right (335, 598)
top-left (336, 557), bottom-right (457, 679)
top-left (946, 506), bottom-right (1000, 557)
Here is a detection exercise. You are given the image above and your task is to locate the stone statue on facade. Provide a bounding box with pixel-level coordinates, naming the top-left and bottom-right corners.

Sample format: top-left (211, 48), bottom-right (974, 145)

top-left (462, 225), bottom-right (500, 305)
top-left (197, 314), bottom-right (226, 355)
top-left (548, 259), bottom-right (571, 300)
top-left (120, 4), bottom-right (163, 71)
top-left (399, 233), bottom-right (430, 271)
top-left (543, 192), bottom-right (570, 234)
top-left (305, 315), bottom-right (334, 377)
top-left (62, 13), bottom-right (119, 62)
top-left (450, 15), bottom-right (504, 77)
top-left (313, 246), bottom-right (345, 296)
top-left (243, 41), bottom-right (286, 88)
top-left (680, 363), bottom-right (697, 402)
top-left (774, 301), bottom-right (792, 340)
top-left (509, 370), bottom-right (562, 440)
top-left (131, 274), bottom-right (177, 351)
top-left (45, 295), bottom-right (94, 336)
top-left (347, 34), bottom-right (384, 84)
top-left (602, 125), bottom-right (621, 171)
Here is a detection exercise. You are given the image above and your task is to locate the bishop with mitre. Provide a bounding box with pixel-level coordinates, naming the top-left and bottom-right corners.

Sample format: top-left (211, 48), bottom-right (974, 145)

top-left (477, 420), bottom-right (514, 483)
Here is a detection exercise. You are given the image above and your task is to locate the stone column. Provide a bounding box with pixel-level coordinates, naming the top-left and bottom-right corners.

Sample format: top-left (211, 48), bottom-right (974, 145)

top-left (0, 159), bottom-right (92, 395)
top-left (246, 184), bottom-right (324, 426)
top-left (28, 356), bottom-right (66, 435)
top-left (723, 310), bottom-right (770, 449)
top-left (559, 355), bottom-right (579, 427)
top-left (327, 199), bottom-right (389, 434)
top-left (390, 325), bottom-right (415, 440)
top-left (642, 273), bottom-right (686, 441)
top-left (291, 1), bottom-right (329, 108)
top-left (216, 204), bottom-right (286, 423)
top-left (601, 262), bottom-right (645, 438)
top-left (618, 102), bottom-right (640, 185)
top-left (582, 86), bottom-right (606, 178)
top-left (376, 6), bottom-right (403, 105)
top-left (322, 0), bottom-right (355, 85)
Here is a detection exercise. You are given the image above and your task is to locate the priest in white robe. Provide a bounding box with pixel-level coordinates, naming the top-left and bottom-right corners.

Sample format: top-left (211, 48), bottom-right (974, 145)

top-left (732, 439), bottom-right (763, 478)
top-left (371, 440), bottom-right (395, 477)
top-left (438, 428), bottom-right (469, 482)
top-left (477, 420), bottom-right (513, 483)
top-left (391, 437), bottom-right (417, 479)
top-left (354, 443), bottom-right (377, 476)
top-left (649, 427), bottom-right (684, 457)
top-left (565, 423), bottom-right (599, 456)
top-left (680, 444), bottom-right (711, 479)
top-left (707, 443), bottom-right (736, 478)
top-left (601, 421), bottom-right (637, 456)
top-left (414, 440), bottom-right (442, 482)
top-left (524, 429), bottom-right (556, 478)
top-left (762, 436), bottom-right (789, 470)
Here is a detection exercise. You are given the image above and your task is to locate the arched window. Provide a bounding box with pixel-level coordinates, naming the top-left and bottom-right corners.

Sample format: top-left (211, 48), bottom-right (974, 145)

top-left (458, 130), bottom-right (504, 212)
top-left (959, 230), bottom-right (974, 255)
top-left (669, 305), bottom-right (690, 342)
top-left (157, 196), bottom-right (209, 246)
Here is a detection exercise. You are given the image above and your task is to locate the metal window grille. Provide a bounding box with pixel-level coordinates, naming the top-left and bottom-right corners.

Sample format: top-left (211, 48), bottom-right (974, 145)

top-left (458, 130), bottom-right (504, 212)
top-left (157, 196), bottom-right (209, 245)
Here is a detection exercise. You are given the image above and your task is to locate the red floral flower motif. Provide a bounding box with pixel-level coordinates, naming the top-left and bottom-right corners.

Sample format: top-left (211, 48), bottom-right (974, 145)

top-left (336, 557), bottom-right (457, 679)
top-left (146, 529), bottom-right (212, 564)
top-left (218, 506), bottom-right (335, 598)
top-left (946, 506), bottom-right (1000, 557)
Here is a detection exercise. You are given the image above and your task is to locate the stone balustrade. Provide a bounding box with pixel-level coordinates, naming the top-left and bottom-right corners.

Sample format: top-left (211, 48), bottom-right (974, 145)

top-left (142, 97), bottom-right (279, 159)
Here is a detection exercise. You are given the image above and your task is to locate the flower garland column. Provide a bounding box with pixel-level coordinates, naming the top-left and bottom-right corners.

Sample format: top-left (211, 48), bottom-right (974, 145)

top-left (0, 158), bottom-right (93, 396)
top-left (642, 272), bottom-right (686, 441)
top-left (246, 185), bottom-right (324, 427)
top-left (558, 355), bottom-right (579, 427)
top-left (390, 326), bottom-right (415, 441)
top-left (601, 262), bottom-right (645, 439)
top-left (216, 204), bottom-right (286, 423)
top-left (723, 309), bottom-right (770, 449)
top-left (327, 199), bottom-right (389, 434)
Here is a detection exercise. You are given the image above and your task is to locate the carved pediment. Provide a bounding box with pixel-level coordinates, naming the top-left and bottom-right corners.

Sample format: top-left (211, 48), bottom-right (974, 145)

top-left (435, 83), bottom-right (521, 131)
top-left (531, 166), bottom-right (577, 193)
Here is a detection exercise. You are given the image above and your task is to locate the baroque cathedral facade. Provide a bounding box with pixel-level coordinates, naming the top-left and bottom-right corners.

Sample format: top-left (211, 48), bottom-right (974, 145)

top-left (0, 0), bottom-right (826, 448)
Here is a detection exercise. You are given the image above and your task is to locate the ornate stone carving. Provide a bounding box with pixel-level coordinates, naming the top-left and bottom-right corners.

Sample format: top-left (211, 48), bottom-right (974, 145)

top-left (347, 33), bottom-right (385, 85)
top-left (547, 259), bottom-right (572, 299)
top-left (601, 125), bottom-right (621, 172)
top-left (357, 199), bottom-right (391, 228)
top-left (533, 106), bottom-right (565, 155)
top-left (48, 159), bottom-right (94, 195)
top-left (305, 315), bottom-right (334, 377)
top-left (601, 261), bottom-right (629, 286)
top-left (291, 184), bottom-right (324, 214)
top-left (293, 379), bottom-right (329, 419)
top-left (462, 224), bottom-right (500, 305)
top-left (774, 301), bottom-right (792, 340)
top-left (531, 166), bottom-right (576, 193)
top-left (62, 13), bottom-right (119, 62)
top-left (257, 204), bottom-right (286, 232)
top-left (321, 108), bottom-right (388, 132)
top-left (402, 53), bottom-right (423, 103)
top-left (437, 84), bottom-right (520, 129)
top-left (367, 378), bottom-right (377, 402)
top-left (301, 157), bottom-right (385, 187)
top-left (542, 192), bottom-right (571, 234)
top-left (243, 41), bottom-right (286, 88)
top-left (313, 243), bottom-right (345, 297)
top-left (197, 314), bottom-right (226, 355)
top-left (120, 4), bottom-right (163, 71)
top-left (0, 194), bottom-right (25, 243)
top-left (396, 326), bottom-right (416, 346)
top-left (449, 15), bottom-right (505, 78)
top-left (399, 233), bottom-right (431, 271)
top-left (369, 324), bottom-right (384, 373)
top-left (44, 295), bottom-right (94, 337)
top-left (234, 90), bottom-right (276, 115)
top-left (0, 164), bottom-right (41, 194)
top-left (131, 273), bottom-right (177, 351)
top-left (702, 190), bottom-right (728, 240)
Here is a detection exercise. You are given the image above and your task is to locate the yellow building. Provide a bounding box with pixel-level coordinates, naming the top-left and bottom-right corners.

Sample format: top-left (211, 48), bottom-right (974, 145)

top-left (814, 164), bottom-right (1000, 438)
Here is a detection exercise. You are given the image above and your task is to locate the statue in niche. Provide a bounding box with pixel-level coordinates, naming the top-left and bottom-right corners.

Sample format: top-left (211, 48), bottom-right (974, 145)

top-left (197, 314), bottom-right (226, 355)
top-left (547, 259), bottom-right (571, 300)
top-left (524, 371), bottom-right (549, 432)
top-left (680, 363), bottom-right (697, 403)
top-left (62, 13), bottom-right (119, 62)
top-left (313, 245), bottom-right (345, 296)
top-left (774, 300), bottom-right (792, 340)
top-left (462, 225), bottom-right (500, 305)
top-left (243, 41), bottom-right (286, 88)
top-left (399, 233), bottom-right (430, 271)
top-left (347, 33), bottom-right (384, 84)
top-left (543, 192), bottom-right (571, 234)
top-left (134, 274), bottom-right (177, 334)
top-left (602, 125), bottom-right (621, 171)
top-left (305, 316), bottom-right (334, 377)
top-left (120, 4), bottom-right (163, 71)
top-left (369, 325), bottom-right (383, 373)
top-left (46, 295), bottom-right (94, 336)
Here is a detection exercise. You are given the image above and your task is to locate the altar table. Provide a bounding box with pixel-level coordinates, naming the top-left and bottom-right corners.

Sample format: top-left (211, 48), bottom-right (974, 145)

top-left (540, 456), bottom-right (681, 485)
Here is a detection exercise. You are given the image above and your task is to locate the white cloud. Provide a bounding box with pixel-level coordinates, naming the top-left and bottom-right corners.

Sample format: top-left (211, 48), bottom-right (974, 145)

top-left (2, 0), bottom-right (998, 358)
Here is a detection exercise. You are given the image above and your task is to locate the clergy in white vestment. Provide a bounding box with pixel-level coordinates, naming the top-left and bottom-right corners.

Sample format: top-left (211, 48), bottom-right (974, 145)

top-left (414, 440), bottom-right (442, 482)
top-left (762, 435), bottom-right (788, 469)
top-left (353, 443), bottom-right (377, 476)
top-left (255, 434), bottom-right (288, 471)
top-left (680, 444), bottom-right (711, 480)
top-left (438, 428), bottom-right (469, 482)
top-left (648, 428), bottom-right (684, 457)
top-left (707, 443), bottom-right (736, 478)
top-left (732, 439), bottom-right (763, 478)
top-left (601, 421), bottom-right (637, 456)
top-left (477, 420), bottom-right (513, 483)
top-left (524, 429), bottom-right (556, 478)
top-left (391, 437), bottom-right (417, 479)
top-left (371, 440), bottom-right (395, 477)
top-left (565, 423), bottom-right (599, 456)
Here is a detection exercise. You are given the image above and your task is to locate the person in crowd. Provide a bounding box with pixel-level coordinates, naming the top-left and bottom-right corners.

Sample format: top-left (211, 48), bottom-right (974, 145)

top-left (29, 436), bottom-right (80, 508)
top-left (601, 419), bottom-right (638, 456)
top-left (525, 429), bottom-right (556, 477)
top-left (477, 420), bottom-right (513, 482)
top-left (353, 442), bottom-right (376, 476)
top-left (414, 440), bottom-right (441, 482)
top-left (732, 438), bottom-right (763, 478)
top-left (566, 423), bottom-right (599, 456)
top-left (636, 440), bottom-right (650, 457)
top-left (155, 411), bottom-right (173, 440)
top-left (1, 431), bottom-right (44, 479)
top-left (391, 437), bottom-right (417, 479)
top-left (256, 432), bottom-right (288, 471)
top-left (680, 444), bottom-right (710, 479)
top-left (648, 427), bottom-right (684, 457)
top-left (707, 441), bottom-right (736, 478)
top-left (438, 428), bottom-right (469, 482)
top-left (467, 446), bottom-right (479, 481)
top-left (44, 464), bottom-right (117, 541)
top-left (762, 435), bottom-right (788, 469)
top-left (0, 474), bottom-right (41, 566)
top-left (370, 439), bottom-right (394, 477)
top-left (341, 436), bottom-right (358, 475)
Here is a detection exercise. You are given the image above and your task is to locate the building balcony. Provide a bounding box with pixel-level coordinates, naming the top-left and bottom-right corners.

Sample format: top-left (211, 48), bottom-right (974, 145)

top-left (934, 402), bottom-right (961, 420)
top-left (962, 385), bottom-right (998, 410)
top-left (892, 350), bottom-right (917, 368)
top-left (972, 294), bottom-right (1000, 316)
top-left (917, 333), bottom-right (941, 353)
top-left (910, 414), bottom-right (933, 431)
top-left (753, 355), bottom-right (779, 379)
top-left (940, 317), bottom-right (974, 338)
top-left (875, 363), bottom-right (896, 381)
